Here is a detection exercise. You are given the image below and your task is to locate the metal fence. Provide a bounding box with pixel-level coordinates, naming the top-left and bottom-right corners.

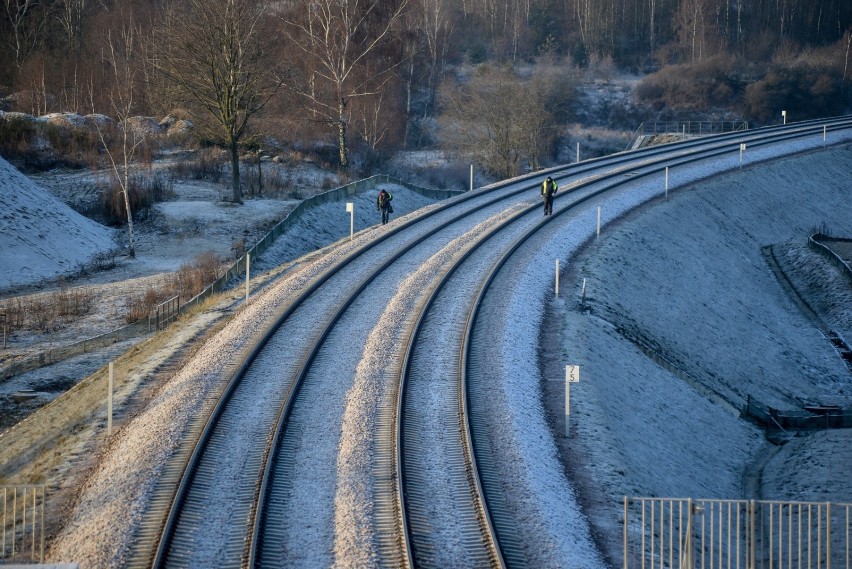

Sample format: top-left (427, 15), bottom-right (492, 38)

top-left (809, 234), bottom-right (852, 287)
top-left (639, 121), bottom-right (750, 136)
top-left (1, 485), bottom-right (46, 563)
top-left (624, 497), bottom-right (852, 569)
top-left (149, 295), bottom-right (180, 332)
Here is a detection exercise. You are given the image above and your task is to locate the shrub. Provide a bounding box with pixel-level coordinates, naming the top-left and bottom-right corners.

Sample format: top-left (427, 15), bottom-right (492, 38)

top-left (99, 173), bottom-right (172, 224)
top-left (169, 148), bottom-right (225, 182)
top-left (0, 115), bottom-right (37, 157)
top-left (124, 287), bottom-right (159, 324)
top-left (745, 64), bottom-right (844, 123)
top-left (122, 251), bottom-right (225, 323)
top-left (52, 287), bottom-right (95, 318)
top-left (635, 55), bottom-right (742, 110)
top-left (6, 286), bottom-right (96, 333)
top-left (242, 160), bottom-right (292, 197)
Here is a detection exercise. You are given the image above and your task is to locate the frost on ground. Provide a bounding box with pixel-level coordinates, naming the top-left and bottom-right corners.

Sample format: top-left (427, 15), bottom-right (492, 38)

top-left (0, 155), bottom-right (116, 290)
top-left (2, 138), bottom-right (851, 568)
top-left (553, 144), bottom-right (852, 563)
top-left (333, 205), bottom-right (525, 568)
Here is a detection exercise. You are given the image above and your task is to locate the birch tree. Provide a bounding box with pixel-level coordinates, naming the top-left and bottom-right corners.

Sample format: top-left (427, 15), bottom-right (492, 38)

top-left (91, 22), bottom-right (142, 257)
top-left (3, 0), bottom-right (40, 69)
top-left (280, 0), bottom-right (410, 168)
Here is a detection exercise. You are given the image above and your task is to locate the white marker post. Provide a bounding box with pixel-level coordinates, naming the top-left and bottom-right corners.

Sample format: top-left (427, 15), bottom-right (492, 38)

top-left (470, 164), bottom-right (474, 191)
top-left (245, 252), bottom-right (251, 304)
top-left (596, 207), bottom-right (601, 236)
top-left (739, 143), bottom-right (746, 169)
top-left (107, 362), bottom-right (114, 436)
top-left (565, 365), bottom-right (580, 437)
top-left (581, 278), bottom-right (587, 308)
top-left (782, 110), bottom-right (787, 124)
top-left (576, 142), bottom-right (580, 163)
top-left (346, 202), bottom-right (354, 241)
top-left (555, 259), bottom-right (560, 297)
top-left (665, 166), bottom-right (669, 199)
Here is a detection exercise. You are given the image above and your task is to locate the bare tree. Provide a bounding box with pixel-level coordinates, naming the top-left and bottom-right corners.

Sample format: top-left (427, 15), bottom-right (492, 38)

top-left (674, 0), bottom-right (707, 62)
top-left (56, 0), bottom-right (91, 57)
top-left (280, 0), bottom-right (410, 168)
top-left (4, 0), bottom-right (41, 69)
top-left (415, 0), bottom-right (454, 123)
top-left (153, 0), bottom-right (282, 203)
top-left (90, 21), bottom-right (143, 257)
top-left (438, 64), bottom-right (562, 179)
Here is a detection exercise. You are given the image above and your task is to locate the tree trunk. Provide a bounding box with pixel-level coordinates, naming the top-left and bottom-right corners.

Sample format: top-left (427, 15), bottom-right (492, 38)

top-left (257, 157), bottom-right (263, 196)
top-left (230, 137), bottom-right (242, 203)
top-left (337, 99), bottom-right (348, 168)
top-left (404, 57), bottom-right (413, 148)
top-left (843, 30), bottom-right (851, 92)
top-left (122, 166), bottom-right (136, 258)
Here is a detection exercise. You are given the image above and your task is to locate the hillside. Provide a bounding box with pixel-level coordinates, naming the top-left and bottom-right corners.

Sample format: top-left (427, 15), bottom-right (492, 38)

top-left (0, 155), bottom-right (116, 289)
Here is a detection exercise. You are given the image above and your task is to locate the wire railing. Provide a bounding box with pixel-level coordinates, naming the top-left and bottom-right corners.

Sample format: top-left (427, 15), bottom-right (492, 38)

top-left (639, 121), bottom-right (750, 136)
top-left (624, 497), bottom-right (852, 569)
top-left (1, 485), bottom-right (46, 563)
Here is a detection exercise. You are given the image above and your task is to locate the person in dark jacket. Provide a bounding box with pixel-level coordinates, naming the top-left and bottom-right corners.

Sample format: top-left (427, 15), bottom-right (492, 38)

top-left (541, 176), bottom-right (558, 216)
top-left (377, 189), bottom-right (393, 225)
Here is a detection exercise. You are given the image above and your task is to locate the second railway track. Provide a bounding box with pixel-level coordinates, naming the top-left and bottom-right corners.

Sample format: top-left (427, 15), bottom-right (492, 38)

top-left (127, 117), bottom-right (852, 568)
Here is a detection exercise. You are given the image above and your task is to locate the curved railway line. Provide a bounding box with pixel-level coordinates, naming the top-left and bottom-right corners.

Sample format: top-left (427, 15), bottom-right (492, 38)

top-left (125, 117), bottom-right (852, 568)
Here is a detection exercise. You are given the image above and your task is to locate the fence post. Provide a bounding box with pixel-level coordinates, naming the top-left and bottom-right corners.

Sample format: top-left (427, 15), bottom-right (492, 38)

top-left (555, 259), bottom-right (559, 297)
top-left (108, 362), bottom-right (114, 436)
top-left (827, 502), bottom-right (832, 569)
top-left (245, 252), bottom-right (251, 304)
top-left (40, 486), bottom-right (45, 562)
top-left (2, 487), bottom-right (6, 555)
top-left (12, 487), bottom-right (16, 557)
top-left (624, 496), bottom-right (629, 569)
top-left (749, 500), bottom-right (756, 569)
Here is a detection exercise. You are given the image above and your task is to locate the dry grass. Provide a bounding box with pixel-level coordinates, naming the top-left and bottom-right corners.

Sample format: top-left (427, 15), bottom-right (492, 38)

top-left (122, 251), bottom-right (225, 324)
top-left (0, 290), bottom-right (234, 553)
top-left (1, 288), bottom-right (95, 334)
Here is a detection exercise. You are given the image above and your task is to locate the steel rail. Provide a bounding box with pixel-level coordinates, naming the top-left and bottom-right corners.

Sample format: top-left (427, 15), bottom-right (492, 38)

top-left (446, 118), bottom-right (852, 567)
top-left (142, 172), bottom-right (541, 569)
top-left (142, 117), bottom-right (852, 568)
top-left (152, 152), bottom-right (585, 569)
top-left (256, 118), bottom-right (852, 567)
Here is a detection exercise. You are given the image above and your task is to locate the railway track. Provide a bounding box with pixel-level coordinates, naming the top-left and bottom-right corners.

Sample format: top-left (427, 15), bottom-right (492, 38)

top-left (128, 117), bottom-right (852, 568)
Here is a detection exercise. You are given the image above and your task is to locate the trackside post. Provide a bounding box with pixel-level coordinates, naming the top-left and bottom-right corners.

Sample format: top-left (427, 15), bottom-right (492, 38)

top-left (555, 259), bottom-right (560, 297)
top-left (108, 361), bottom-right (114, 435)
top-left (565, 365), bottom-right (580, 436)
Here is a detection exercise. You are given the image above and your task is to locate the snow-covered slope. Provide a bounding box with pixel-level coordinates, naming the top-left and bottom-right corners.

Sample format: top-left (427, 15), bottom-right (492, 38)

top-left (0, 156), bottom-right (116, 289)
